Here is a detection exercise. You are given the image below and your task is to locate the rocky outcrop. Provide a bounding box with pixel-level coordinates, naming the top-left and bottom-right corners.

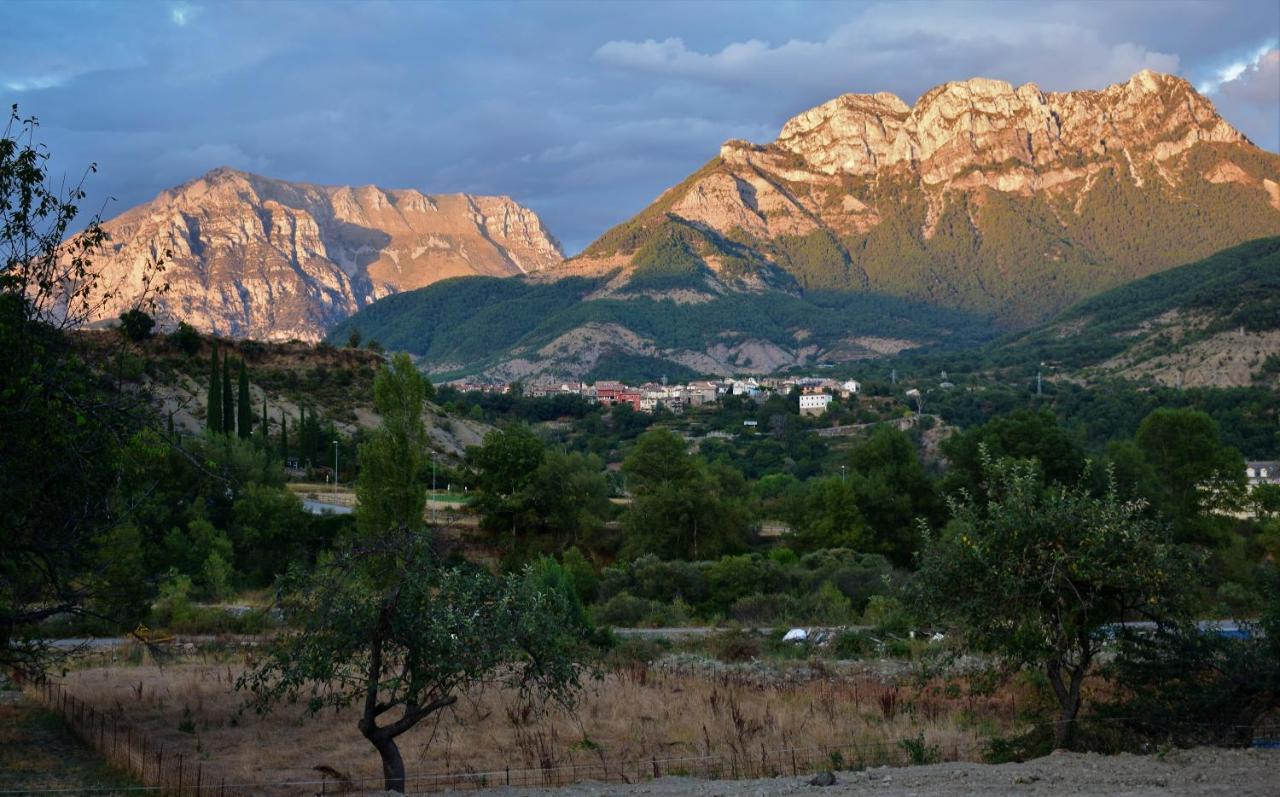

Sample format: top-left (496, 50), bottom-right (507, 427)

top-left (567, 70), bottom-right (1280, 325)
top-left (88, 168), bottom-right (563, 340)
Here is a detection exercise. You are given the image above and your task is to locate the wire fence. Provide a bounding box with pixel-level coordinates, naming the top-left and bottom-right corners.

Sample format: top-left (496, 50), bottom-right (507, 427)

top-left (19, 674), bottom-right (1280, 796)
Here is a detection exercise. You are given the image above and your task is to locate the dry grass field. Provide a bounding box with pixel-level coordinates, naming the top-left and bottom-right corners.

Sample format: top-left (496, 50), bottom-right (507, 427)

top-left (53, 647), bottom-right (1038, 794)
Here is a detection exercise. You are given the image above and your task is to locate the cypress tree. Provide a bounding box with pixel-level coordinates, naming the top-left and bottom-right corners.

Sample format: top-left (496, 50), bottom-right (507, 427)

top-left (237, 359), bottom-right (251, 439)
top-left (258, 397), bottom-right (268, 445)
top-left (299, 404), bottom-right (309, 466)
top-left (207, 344), bottom-right (222, 433)
top-left (167, 411), bottom-right (175, 440)
top-left (222, 357), bottom-right (234, 434)
top-left (279, 409), bottom-right (288, 463)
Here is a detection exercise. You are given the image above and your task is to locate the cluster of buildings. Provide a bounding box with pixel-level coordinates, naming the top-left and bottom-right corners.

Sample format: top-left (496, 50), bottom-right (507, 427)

top-left (446, 376), bottom-right (862, 415)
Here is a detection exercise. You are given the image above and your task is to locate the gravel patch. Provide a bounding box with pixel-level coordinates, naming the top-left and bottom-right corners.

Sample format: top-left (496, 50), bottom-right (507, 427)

top-left (435, 747), bottom-right (1278, 797)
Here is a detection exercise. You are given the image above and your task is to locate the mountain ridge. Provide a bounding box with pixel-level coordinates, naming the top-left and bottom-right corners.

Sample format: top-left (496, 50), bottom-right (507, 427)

top-left (552, 70), bottom-right (1280, 324)
top-left (85, 167), bottom-right (564, 341)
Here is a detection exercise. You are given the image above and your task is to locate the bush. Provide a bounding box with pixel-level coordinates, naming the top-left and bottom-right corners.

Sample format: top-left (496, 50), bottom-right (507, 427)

top-left (729, 592), bottom-right (799, 625)
top-left (118, 309), bottom-right (155, 341)
top-left (605, 637), bottom-right (669, 669)
top-left (830, 630), bottom-right (872, 659)
top-left (706, 627), bottom-right (761, 662)
top-left (169, 321), bottom-right (202, 355)
top-left (862, 595), bottom-right (911, 635)
top-left (593, 592), bottom-right (658, 627)
top-left (897, 732), bottom-right (941, 765)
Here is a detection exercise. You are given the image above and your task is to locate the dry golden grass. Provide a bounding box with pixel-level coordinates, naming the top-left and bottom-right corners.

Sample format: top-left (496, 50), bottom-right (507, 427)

top-left (54, 647), bottom-right (1036, 794)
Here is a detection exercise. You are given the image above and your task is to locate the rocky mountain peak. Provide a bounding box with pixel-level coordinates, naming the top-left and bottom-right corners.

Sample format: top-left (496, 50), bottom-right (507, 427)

top-left (86, 170), bottom-right (564, 340)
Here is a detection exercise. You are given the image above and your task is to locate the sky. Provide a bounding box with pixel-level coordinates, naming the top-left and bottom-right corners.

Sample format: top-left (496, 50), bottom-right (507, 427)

top-left (2, 1), bottom-right (1278, 254)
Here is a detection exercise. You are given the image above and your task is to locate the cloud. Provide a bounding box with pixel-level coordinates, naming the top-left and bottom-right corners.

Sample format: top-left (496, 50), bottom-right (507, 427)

top-left (170, 4), bottom-right (203, 27)
top-left (594, 6), bottom-right (1182, 103)
top-left (1208, 47), bottom-right (1280, 150)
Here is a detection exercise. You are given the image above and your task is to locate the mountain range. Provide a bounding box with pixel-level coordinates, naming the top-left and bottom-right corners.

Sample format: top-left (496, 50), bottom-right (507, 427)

top-left (85, 70), bottom-right (1280, 377)
top-left (83, 168), bottom-right (563, 340)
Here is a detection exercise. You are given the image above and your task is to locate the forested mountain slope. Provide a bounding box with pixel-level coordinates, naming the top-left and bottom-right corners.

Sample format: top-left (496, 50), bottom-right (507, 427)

top-left (551, 70), bottom-right (1280, 325)
top-left (986, 237), bottom-right (1280, 388)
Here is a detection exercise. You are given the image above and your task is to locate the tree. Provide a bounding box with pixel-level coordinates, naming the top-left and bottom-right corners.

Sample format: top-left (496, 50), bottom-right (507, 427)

top-left (1134, 408), bottom-right (1245, 542)
top-left (258, 397), bottom-right (268, 445)
top-left (942, 409), bottom-right (1084, 496)
top-left (237, 359), bottom-right (251, 439)
top-left (117, 308), bottom-right (155, 341)
top-left (238, 353), bottom-right (591, 792)
top-left (279, 408), bottom-right (288, 462)
top-left (1, 106), bottom-right (163, 672)
top-left (221, 356), bottom-right (234, 435)
top-left (915, 452), bottom-right (1189, 748)
top-left (621, 430), bottom-right (753, 560)
top-left (207, 344), bottom-right (222, 434)
top-left (846, 426), bottom-right (941, 565)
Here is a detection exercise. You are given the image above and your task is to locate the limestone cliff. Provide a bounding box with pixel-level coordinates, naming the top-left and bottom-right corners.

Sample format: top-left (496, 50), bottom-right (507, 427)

top-left (88, 168), bottom-right (563, 340)
top-left (566, 70), bottom-right (1280, 325)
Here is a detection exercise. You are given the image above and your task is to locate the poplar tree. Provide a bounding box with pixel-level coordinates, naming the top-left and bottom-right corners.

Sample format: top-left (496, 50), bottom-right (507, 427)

top-left (221, 357), bottom-right (234, 434)
top-left (207, 344), bottom-right (222, 433)
top-left (237, 359), bottom-right (251, 439)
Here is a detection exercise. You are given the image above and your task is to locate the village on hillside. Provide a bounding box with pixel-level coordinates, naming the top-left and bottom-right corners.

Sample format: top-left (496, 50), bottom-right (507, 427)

top-left (446, 375), bottom-right (865, 415)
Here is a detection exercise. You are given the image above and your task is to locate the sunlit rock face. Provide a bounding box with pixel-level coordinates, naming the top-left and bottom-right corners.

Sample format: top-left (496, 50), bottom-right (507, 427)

top-left (85, 168), bottom-right (564, 340)
top-left (560, 70), bottom-right (1279, 325)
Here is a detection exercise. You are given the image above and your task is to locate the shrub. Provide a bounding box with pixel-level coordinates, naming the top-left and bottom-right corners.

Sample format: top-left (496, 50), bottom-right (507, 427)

top-left (897, 732), bottom-right (941, 765)
top-left (729, 592), bottom-right (799, 625)
top-left (706, 627), bottom-right (761, 662)
top-left (169, 321), bottom-right (202, 355)
top-left (830, 630), bottom-right (872, 659)
top-left (593, 592), bottom-right (657, 627)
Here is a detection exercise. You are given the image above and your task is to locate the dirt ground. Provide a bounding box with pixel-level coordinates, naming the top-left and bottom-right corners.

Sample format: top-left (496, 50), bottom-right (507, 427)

top-left (434, 747), bottom-right (1279, 797)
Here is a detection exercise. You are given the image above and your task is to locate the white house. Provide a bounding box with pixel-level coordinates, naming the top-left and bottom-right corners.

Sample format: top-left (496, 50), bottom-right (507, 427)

top-left (840, 379), bottom-right (861, 398)
top-left (799, 393), bottom-right (832, 416)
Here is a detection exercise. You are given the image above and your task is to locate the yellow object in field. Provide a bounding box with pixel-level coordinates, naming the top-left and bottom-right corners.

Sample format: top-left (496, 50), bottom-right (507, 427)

top-left (131, 624), bottom-right (174, 645)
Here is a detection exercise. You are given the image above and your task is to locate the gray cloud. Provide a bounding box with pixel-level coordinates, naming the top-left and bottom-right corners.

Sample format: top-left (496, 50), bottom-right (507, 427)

top-left (2, 0), bottom-right (1276, 254)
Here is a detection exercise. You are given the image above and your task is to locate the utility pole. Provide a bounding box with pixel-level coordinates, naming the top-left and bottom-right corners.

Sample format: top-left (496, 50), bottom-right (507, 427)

top-left (841, 465), bottom-right (847, 484)
top-left (891, 368), bottom-right (897, 385)
top-left (431, 454), bottom-right (438, 526)
top-left (332, 440), bottom-right (339, 500)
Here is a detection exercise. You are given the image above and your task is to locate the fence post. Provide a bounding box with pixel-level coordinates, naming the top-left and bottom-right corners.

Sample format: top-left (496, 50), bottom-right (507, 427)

top-left (792, 749), bottom-right (797, 776)
top-left (652, 756), bottom-right (659, 779)
top-left (196, 763), bottom-right (203, 796)
top-left (177, 752), bottom-right (184, 797)
top-left (157, 745), bottom-right (164, 791)
top-left (506, 765), bottom-right (510, 786)
top-left (141, 735), bottom-right (148, 782)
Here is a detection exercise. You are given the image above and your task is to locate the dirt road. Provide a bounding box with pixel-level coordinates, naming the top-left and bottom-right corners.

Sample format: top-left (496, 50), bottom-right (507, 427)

top-left (435, 747), bottom-right (1278, 797)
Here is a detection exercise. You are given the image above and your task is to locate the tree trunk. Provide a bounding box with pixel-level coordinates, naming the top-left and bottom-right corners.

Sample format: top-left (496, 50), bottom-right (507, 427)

top-left (373, 736), bottom-right (407, 793)
top-left (1046, 661), bottom-right (1088, 750)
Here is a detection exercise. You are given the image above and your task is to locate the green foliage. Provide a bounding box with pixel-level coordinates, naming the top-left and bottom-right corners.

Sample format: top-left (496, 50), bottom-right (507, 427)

top-left (942, 409), bottom-right (1085, 495)
top-left (0, 107), bottom-right (159, 672)
top-left (1133, 408), bottom-right (1245, 542)
top-left (118, 309), bottom-right (155, 341)
top-left (1104, 569), bottom-right (1280, 745)
top-left (621, 430), bottom-right (754, 560)
top-left (356, 353), bottom-right (430, 538)
top-left (236, 358), bottom-right (251, 439)
top-left (898, 732), bottom-right (942, 765)
top-left (916, 454), bottom-right (1192, 747)
top-left (625, 221), bottom-right (710, 292)
top-left (221, 355), bottom-right (234, 434)
top-left (207, 343), bottom-right (222, 434)
top-left (329, 274), bottom-right (995, 380)
top-left (992, 237), bottom-right (1280, 371)
top-left (169, 321), bottom-right (202, 355)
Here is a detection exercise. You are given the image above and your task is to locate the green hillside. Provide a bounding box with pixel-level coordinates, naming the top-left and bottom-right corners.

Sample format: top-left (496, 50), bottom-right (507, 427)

top-left (328, 275), bottom-right (998, 379)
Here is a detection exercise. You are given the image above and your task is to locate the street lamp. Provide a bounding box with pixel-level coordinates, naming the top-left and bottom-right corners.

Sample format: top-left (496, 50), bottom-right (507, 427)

top-left (841, 465), bottom-right (847, 484)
